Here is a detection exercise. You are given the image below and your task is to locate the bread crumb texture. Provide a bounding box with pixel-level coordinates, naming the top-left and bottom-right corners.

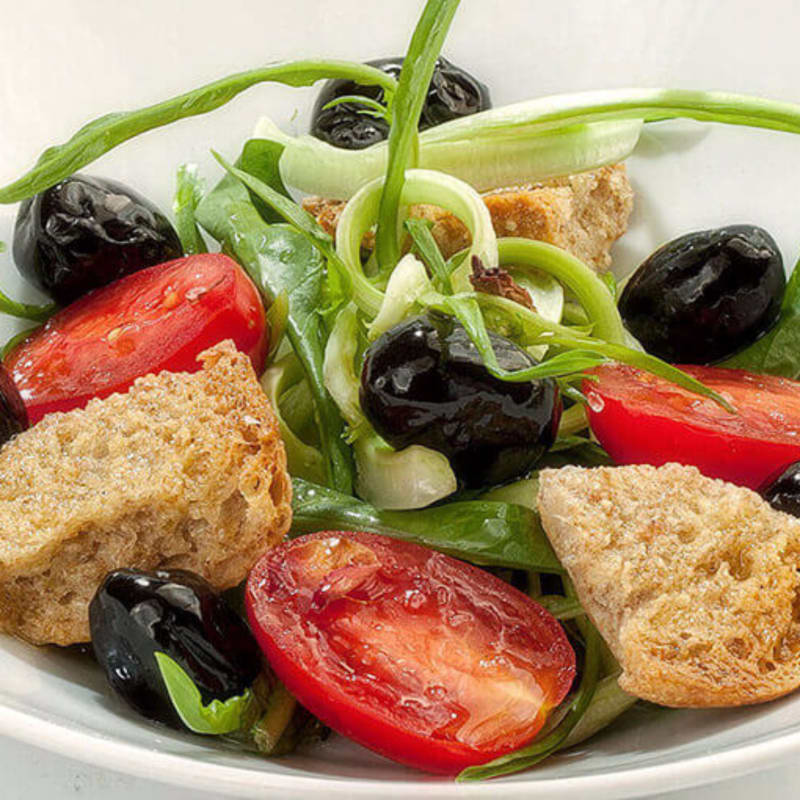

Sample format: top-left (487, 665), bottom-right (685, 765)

top-left (303, 164), bottom-right (634, 273)
top-left (538, 463), bottom-right (800, 707)
top-left (0, 341), bottom-right (291, 645)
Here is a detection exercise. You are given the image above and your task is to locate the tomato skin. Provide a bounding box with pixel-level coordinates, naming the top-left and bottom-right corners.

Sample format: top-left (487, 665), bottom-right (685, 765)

top-left (5, 254), bottom-right (267, 424)
top-left (585, 363), bottom-right (800, 489)
top-left (246, 531), bottom-right (575, 774)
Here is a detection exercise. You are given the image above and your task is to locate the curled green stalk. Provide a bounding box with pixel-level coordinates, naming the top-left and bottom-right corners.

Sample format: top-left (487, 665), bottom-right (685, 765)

top-left (374, 0), bottom-right (460, 270)
top-left (336, 168), bottom-right (498, 317)
top-left (497, 238), bottom-right (626, 344)
top-left (0, 60), bottom-right (398, 204)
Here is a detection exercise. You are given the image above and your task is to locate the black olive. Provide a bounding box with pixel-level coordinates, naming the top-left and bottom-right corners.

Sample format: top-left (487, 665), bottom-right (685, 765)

top-left (0, 365), bottom-right (27, 445)
top-left (13, 174), bottom-right (183, 305)
top-left (89, 568), bottom-right (262, 730)
top-left (360, 313), bottom-right (560, 489)
top-left (311, 56), bottom-right (491, 150)
top-left (618, 225), bottom-right (785, 364)
top-left (761, 462), bottom-right (800, 518)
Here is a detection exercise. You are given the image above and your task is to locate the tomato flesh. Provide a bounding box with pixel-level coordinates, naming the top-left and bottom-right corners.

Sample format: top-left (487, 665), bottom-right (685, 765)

top-left (246, 531), bottom-right (575, 774)
top-left (5, 254), bottom-right (267, 423)
top-left (585, 363), bottom-right (800, 489)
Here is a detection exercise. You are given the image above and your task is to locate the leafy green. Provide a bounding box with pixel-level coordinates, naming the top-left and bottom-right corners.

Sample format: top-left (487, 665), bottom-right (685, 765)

top-left (155, 652), bottom-right (253, 735)
top-left (374, 0), bottom-right (460, 269)
top-left (238, 138), bottom-right (291, 223)
top-left (196, 169), bottom-right (353, 493)
top-left (0, 60), bottom-right (397, 204)
top-left (0, 289), bottom-right (55, 323)
top-left (173, 164), bottom-right (208, 254)
top-left (405, 218), bottom-right (453, 293)
top-left (291, 477), bottom-right (564, 573)
top-left (212, 152), bottom-right (351, 288)
top-left (477, 293), bottom-right (736, 413)
top-left (264, 289), bottom-right (289, 364)
top-left (561, 674), bottom-right (637, 750)
top-left (723, 258), bottom-right (800, 377)
top-left (260, 354), bottom-right (326, 485)
top-left (457, 623), bottom-right (602, 780)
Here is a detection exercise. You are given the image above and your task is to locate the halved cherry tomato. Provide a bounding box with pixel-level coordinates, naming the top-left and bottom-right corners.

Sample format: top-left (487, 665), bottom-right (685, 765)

top-left (5, 254), bottom-right (267, 424)
top-left (584, 363), bottom-right (800, 489)
top-left (245, 531), bottom-right (575, 774)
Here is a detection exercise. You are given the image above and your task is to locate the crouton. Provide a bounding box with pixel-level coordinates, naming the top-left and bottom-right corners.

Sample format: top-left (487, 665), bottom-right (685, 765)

top-left (0, 341), bottom-right (292, 646)
top-left (537, 463), bottom-right (800, 708)
top-left (302, 164), bottom-right (633, 272)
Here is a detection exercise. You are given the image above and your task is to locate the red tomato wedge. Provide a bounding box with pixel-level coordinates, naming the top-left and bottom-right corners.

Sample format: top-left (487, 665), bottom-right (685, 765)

top-left (584, 363), bottom-right (800, 489)
top-left (246, 531), bottom-right (575, 774)
top-left (5, 254), bottom-right (267, 424)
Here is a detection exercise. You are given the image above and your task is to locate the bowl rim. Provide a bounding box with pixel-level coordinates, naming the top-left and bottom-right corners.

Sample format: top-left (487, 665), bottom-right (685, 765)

top-left (1, 698), bottom-right (799, 799)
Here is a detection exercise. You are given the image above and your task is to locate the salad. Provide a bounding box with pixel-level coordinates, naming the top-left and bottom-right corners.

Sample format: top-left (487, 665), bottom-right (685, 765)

top-left (2, 0), bottom-right (800, 783)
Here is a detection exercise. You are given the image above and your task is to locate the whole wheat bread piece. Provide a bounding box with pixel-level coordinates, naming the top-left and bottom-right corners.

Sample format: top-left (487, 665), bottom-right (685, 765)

top-left (0, 341), bottom-right (292, 646)
top-left (538, 463), bottom-right (800, 708)
top-left (303, 164), bottom-right (633, 272)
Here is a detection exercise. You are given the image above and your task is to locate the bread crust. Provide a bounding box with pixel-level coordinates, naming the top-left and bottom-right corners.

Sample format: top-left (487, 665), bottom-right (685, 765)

top-left (0, 341), bottom-right (291, 645)
top-left (303, 165), bottom-right (633, 272)
top-left (538, 463), bottom-right (800, 707)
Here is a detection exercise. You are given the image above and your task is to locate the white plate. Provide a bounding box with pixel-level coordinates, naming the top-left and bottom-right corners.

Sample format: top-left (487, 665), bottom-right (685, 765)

top-left (1, 0), bottom-right (800, 797)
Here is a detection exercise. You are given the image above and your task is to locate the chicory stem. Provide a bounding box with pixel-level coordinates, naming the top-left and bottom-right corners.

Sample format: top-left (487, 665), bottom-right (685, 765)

top-left (374, 0), bottom-right (460, 270)
top-left (422, 87), bottom-right (800, 143)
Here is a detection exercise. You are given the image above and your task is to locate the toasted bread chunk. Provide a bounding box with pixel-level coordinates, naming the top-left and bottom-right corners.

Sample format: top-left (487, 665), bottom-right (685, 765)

top-left (538, 463), bottom-right (800, 707)
top-left (0, 342), bottom-right (291, 645)
top-left (303, 164), bottom-right (633, 272)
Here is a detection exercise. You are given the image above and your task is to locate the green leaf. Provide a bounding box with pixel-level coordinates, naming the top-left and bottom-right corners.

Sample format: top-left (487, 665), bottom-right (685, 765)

top-left (374, 0), bottom-right (460, 269)
top-left (264, 289), bottom-right (289, 364)
top-left (0, 60), bottom-right (397, 204)
top-left (154, 652), bottom-right (253, 735)
top-left (291, 477), bottom-right (564, 573)
top-left (477, 293), bottom-right (736, 413)
top-left (173, 164), bottom-right (208, 255)
top-left (457, 623), bottom-right (602, 781)
top-left (196, 166), bottom-right (353, 494)
top-left (211, 151), bottom-right (349, 281)
top-left (723, 258), bottom-right (800, 377)
top-left (261, 354), bottom-right (327, 485)
top-left (0, 288), bottom-right (56, 323)
top-left (238, 138), bottom-right (291, 223)
top-left (405, 218), bottom-right (453, 293)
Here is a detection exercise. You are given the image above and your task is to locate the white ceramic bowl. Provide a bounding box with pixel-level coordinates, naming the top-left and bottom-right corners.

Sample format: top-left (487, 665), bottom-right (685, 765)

top-left (1, 0), bottom-right (800, 796)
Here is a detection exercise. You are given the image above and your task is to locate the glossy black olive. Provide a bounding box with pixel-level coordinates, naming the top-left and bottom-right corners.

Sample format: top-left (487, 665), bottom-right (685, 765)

top-left (360, 313), bottom-right (561, 489)
top-left (618, 225), bottom-right (785, 364)
top-left (89, 568), bottom-right (262, 730)
top-left (0, 365), bottom-right (27, 445)
top-left (761, 462), bottom-right (800, 518)
top-left (310, 56), bottom-right (491, 149)
top-left (13, 175), bottom-right (183, 305)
